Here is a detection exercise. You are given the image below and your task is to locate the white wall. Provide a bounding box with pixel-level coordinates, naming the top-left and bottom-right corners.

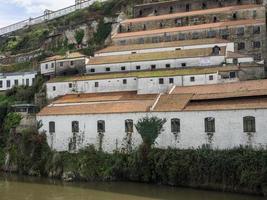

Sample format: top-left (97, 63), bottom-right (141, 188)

top-left (95, 42), bottom-right (234, 57)
top-left (0, 72), bottom-right (37, 91)
top-left (46, 73), bottom-right (238, 99)
top-left (37, 109), bottom-right (267, 152)
top-left (86, 56), bottom-right (226, 74)
top-left (40, 61), bottom-right (55, 75)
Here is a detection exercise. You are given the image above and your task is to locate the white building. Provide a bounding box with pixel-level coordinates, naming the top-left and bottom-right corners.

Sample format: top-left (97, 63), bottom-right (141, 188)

top-left (40, 52), bottom-right (88, 77)
top-left (0, 71), bottom-right (37, 91)
top-left (95, 38), bottom-right (234, 57)
top-left (37, 79), bottom-right (267, 152)
top-left (46, 65), bottom-right (240, 99)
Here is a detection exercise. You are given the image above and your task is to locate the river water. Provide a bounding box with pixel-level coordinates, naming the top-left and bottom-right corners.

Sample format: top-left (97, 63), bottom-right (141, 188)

top-left (0, 174), bottom-right (265, 200)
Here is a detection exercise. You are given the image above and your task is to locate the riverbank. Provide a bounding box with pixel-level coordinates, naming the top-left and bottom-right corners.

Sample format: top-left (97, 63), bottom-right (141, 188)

top-left (2, 140), bottom-right (267, 196)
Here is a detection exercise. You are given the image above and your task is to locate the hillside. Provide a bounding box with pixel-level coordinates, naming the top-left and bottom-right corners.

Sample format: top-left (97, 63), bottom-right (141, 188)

top-left (0, 0), bottom-right (146, 72)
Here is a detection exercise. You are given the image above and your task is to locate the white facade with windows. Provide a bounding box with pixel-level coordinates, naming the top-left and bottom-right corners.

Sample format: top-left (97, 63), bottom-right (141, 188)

top-left (46, 71), bottom-right (238, 99)
top-left (0, 71), bottom-right (37, 91)
top-left (38, 104), bottom-right (267, 152)
top-left (86, 55), bottom-right (226, 74)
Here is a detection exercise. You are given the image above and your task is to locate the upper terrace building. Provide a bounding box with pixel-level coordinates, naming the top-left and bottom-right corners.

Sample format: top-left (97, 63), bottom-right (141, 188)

top-left (40, 52), bottom-right (87, 77)
top-left (113, 1), bottom-right (266, 61)
top-left (133, 0), bottom-right (264, 17)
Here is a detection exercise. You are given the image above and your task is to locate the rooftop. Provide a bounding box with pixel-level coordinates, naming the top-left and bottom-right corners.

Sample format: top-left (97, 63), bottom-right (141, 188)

top-left (112, 19), bottom-right (265, 39)
top-left (41, 52), bottom-right (86, 63)
top-left (97, 38), bottom-right (230, 54)
top-left (89, 47), bottom-right (226, 65)
top-left (123, 4), bottom-right (263, 24)
top-left (39, 79), bottom-right (267, 116)
top-left (49, 65), bottom-right (238, 83)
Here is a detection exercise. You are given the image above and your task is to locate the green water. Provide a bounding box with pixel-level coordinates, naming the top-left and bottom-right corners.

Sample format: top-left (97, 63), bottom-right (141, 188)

top-left (0, 174), bottom-right (265, 200)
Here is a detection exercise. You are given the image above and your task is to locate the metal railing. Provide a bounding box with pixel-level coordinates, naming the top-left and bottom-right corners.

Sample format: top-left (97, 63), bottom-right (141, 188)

top-left (0, 0), bottom-right (106, 36)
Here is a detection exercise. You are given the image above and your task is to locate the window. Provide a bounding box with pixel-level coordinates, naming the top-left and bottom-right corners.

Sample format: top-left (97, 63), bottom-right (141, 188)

top-left (181, 63), bottom-right (187, 67)
top-left (205, 117), bottom-right (215, 133)
top-left (125, 119), bottom-right (133, 133)
top-left (178, 33), bottom-right (186, 40)
top-left (212, 46), bottom-right (221, 55)
top-left (220, 29), bottom-right (229, 39)
top-left (213, 16), bottom-right (218, 23)
top-left (186, 3), bottom-right (191, 12)
top-left (136, 66), bottom-right (141, 70)
top-left (14, 80), bottom-right (18, 86)
top-left (238, 42), bottom-right (245, 50)
top-left (190, 77), bottom-right (195, 82)
top-left (123, 79), bottom-right (127, 84)
top-left (202, 2), bottom-right (207, 9)
top-left (138, 38), bottom-right (144, 44)
top-left (169, 78), bottom-right (174, 84)
top-left (51, 63), bottom-right (54, 68)
top-left (230, 72), bottom-right (236, 78)
top-left (171, 118), bottom-right (180, 133)
top-left (45, 64), bottom-right (48, 69)
top-left (49, 121), bottom-right (55, 133)
top-left (90, 68), bottom-right (95, 73)
top-left (253, 41), bottom-right (261, 49)
top-left (26, 79), bottom-right (29, 86)
top-left (233, 58), bottom-right (238, 65)
top-left (237, 27), bottom-right (244, 36)
top-left (159, 78), bottom-right (164, 84)
top-left (60, 62), bottom-right (63, 67)
top-left (253, 26), bottom-right (260, 34)
top-left (120, 40), bottom-right (126, 45)
top-left (232, 12), bottom-right (237, 20)
top-left (97, 120), bottom-right (105, 132)
top-left (151, 65), bottom-right (156, 70)
top-left (209, 75), bottom-right (214, 80)
top-left (254, 53), bottom-right (262, 61)
top-left (69, 83), bottom-right (73, 88)
top-left (243, 116), bottom-right (256, 133)
top-left (169, 6), bottom-right (173, 13)
top-left (95, 82), bottom-right (99, 87)
top-left (253, 10), bottom-right (257, 18)
top-left (192, 32), bottom-right (199, 39)
top-left (106, 67), bottom-right (110, 72)
top-left (121, 66), bottom-right (126, 71)
top-left (6, 80), bottom-right (10, 88)
top-left (143, 24), bottom-right (146, 30)
top-left (0, 81), bottom-right (2, 88)
top-left (53, 86), bottom-right (56, 91)
top-left (207, 30), bottom-right (216, 38)
top-left (72, 121), bottom-right (79, 133)
top-left (70, 61), bottom-right (74, 66)
top-left (166, 64), bottom-right (171, 68)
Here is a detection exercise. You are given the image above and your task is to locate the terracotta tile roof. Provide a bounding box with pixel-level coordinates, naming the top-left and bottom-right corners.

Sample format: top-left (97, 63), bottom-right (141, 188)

top-left (227, 51), bottom-right (250, 58)
top-left (38, 91), bottom-right (157, 116)
top-left (113, 19), bottom-right (265, 39)
top-left (49, 65), bottom-right (238, 83)
top-left (97, 38), bottom-right (230, 53)
top-left (153, 94), bottom-right (192, 111)
top-left (185, 97), bottom-right (267, 111)
top-left (192, 89), bottom-right (267, 101)
top-left (54, 91), bottom-right (157, 104)
top-left (89, 47), bottom-right (226, 65)
top-left (123, 4), bottom-right (262, 25)
top-left (172, 79), bottom-right (267, 95)
top-left (41, 52), bottom-right (86, 63)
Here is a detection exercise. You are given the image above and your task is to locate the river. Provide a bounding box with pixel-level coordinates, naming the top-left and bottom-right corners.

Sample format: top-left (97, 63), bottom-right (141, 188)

top-left (0, 174), bottom-right (265, 200)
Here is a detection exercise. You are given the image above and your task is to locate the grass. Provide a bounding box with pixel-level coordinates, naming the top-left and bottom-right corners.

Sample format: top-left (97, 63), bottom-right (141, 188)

top-left (0, 61), bottom-right (37, 73)
top-left (49, 65), bottom-right (238, 83)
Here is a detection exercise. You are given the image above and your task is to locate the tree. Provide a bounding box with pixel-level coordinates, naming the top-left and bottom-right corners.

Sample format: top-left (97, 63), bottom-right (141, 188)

top-left (135, 116), bottom-right (166, 149)
top-left (75, 29), bottom-right (85, 46)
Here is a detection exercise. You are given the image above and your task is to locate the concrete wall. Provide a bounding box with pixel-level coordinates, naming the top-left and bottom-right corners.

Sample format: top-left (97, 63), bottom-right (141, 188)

top-left (95, 42), bottom-right (235, 57)
top-left (86, 56), bottom-right (226, 74)
top-left (40, 57), bottom-right (86, 76)
top-left (114, 23), bottom-right (267, 61)
top-left (37, 108), bottom-right (267, 152)
top-left (46, 72), bottom-right (238, 99)
top-left (0, 72), bottom-right (37, 91)
top-left (133, 0), bottom-right (262, 17)
top-left (122, 6), bottom-right (265, 33)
